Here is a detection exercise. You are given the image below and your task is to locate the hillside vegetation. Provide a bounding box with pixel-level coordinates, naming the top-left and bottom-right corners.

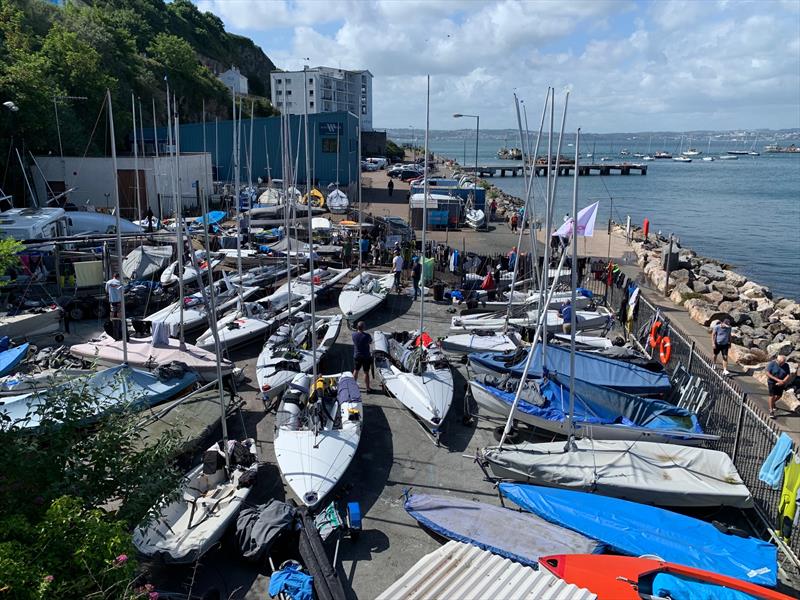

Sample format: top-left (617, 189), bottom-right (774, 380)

top-left (0, 0), bottom-right (278, 197)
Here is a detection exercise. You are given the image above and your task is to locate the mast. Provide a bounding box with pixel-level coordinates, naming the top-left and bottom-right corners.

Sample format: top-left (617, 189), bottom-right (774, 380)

top-left (106, 90), bottom-right (128, 365)
top-left (131, 93), bottom-right (141, 222)
top-left (264, 126), bottom-right (271, 182)
top-left (303, 69), bottom-right (318, 382)
top-left (565, 128), bottom-right (580, 445)
top-left (138, 97), bottom-right (145, 157)
top-left (172, 96), bottom-right (186, 346)
top-left (248, 99), bottom-right (255, 189)
top-left (281, 78), bottom-right (292, 307)
top-left (419, 75), bottom-right (430, 335)
top-left (357, 111), bottom-right (363, 275)
top-left (232, 93), bottom-right (244, 287)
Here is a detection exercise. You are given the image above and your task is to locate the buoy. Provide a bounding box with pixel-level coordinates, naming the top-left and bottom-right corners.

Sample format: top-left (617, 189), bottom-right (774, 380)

top-left (659, 336), bottom-right (672, 365)
top-left (643, 218), bottom-right (650, 241)
top-left (649, 320), bottom-right (663, 348)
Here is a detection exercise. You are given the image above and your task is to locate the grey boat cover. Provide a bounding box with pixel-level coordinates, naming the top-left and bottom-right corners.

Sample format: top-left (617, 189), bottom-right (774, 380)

top-left (482, 439), bottom-right (753, 508)
top-left (404, 493), bottom-right (600, 567)
top-left (235, 499), bottom-right (296, 562)
top-left (123, 245), bottom-right (172, 280)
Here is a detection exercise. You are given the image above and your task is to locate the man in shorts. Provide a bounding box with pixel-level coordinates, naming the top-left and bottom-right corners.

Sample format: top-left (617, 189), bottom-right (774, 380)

top-left (352, 321), bottom-right (374, 392)
top-left (766, 355), bottom-right (796, 418)
top-left (105, 272), bottom-right (123, 338)
top-left (711, 318), bottom-right (732, 375)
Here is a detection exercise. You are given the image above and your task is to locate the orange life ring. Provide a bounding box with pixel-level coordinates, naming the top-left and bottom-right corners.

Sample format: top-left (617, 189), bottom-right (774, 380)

top-left (649, 320), bottom-right (663, 348)
top-left (659, 336), bottom-right (672, 365)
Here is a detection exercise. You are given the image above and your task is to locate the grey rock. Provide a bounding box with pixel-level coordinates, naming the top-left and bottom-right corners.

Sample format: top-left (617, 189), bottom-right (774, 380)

top-left (711, 281), bottom-right (739, 301)
top-left (690, 280), bottom-right (710, 294)
top-left (669, 268), bottom-right (691, 283)
top-left (739, 324), bottom-right (755, 337)
top-left (723, 270), bottom-right (748, 287)
top-left (753, 327), bottom-right (770, 339)
top-left (754, 338), bottom-right (771, 352)
top-left (729, 310), bottom-right (747, 326)
top-left (768, 322), bottom-right (786, 335)
top-left (704, 291), bottom-right (724, 305)
top-left (730, 344), bottom-right (768, 365)
top-left (767, 341), bottom-right (793, 357)
top-left (741, 336), bottom-right (753, 348)
top-left (699, 263), bottom-right (726, 281)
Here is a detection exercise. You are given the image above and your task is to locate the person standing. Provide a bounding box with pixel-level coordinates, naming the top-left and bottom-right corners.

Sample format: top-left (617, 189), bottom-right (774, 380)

top-left (411, 256), bottom-right (422, 300)
top-left (342, 235), bottom-right (352, 268)
top-left (559, 300), bottom-right (573, 334)
top-left (359, 235), bottom-right (370, 263)
top-left (105, 272), bottom-right (123, 338)
top-left (402, 242), bottom-right (412, 278)
top-left (510, 212), bottom-right (519, 233)
top-left (145, 207), bottom-right (155, 233)
top-left (711, 318), bottom-right (733, 375)
top-left (392, 249), bottom-right (404, 292)
top-left (507, 246), bottom-right (517, 271)
top-left (387, 179), bottom-right (394, 197)
top-left (489, 198), bottom-right (497, 221)
top-left (766, 355), bottom-right (795, 418)
top-left (352, 321), bottom-right (374, 392)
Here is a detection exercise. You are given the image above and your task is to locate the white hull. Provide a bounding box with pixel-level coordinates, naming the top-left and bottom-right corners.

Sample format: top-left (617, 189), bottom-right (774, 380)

top-left (451, 308), bottom-right (611, 333)
top-left (338, 272), bottom-right (394, 322)
top-left (133, 439), bottom-right (257, 563)
top-left (160, 258), bottom-right (222, 287)
top-left (440, 331), bottom-right (522, 355)
top-left (0, 308), bottom-right (62, 341)
top-left (480, 439), bottom-right (752, 508)
top-left (274, 372), bottom-right (362, 508)
top-left (271, 267), bottom-right (351, 299)
top-left (469, 381), bottom-right (704, 445)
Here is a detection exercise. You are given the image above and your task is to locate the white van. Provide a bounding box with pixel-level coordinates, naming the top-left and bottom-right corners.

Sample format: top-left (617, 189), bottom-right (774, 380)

top-left (367, 157), bottom-right (388, 169)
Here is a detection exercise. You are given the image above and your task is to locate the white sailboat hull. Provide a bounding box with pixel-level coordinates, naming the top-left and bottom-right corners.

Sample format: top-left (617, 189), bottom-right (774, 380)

top-left (440, 331), bottom-right (522, 355)
top-left (451, 308), bottom-right (611, 333)
top-left (338, 272), bottom-right (394, 322)
top-left (480, 439), bottom-right (752, 508)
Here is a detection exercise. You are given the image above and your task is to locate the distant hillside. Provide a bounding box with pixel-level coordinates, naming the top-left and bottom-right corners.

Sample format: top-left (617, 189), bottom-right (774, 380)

top-left (0, 0), bottom-right (278, 200)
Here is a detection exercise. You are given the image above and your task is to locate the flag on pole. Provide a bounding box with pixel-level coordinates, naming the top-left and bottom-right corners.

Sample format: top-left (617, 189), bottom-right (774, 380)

top-left (552, 201), bottom-right (599, 238)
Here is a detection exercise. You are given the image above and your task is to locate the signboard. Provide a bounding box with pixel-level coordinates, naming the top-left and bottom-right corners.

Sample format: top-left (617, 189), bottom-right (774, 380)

top-left (319, 122), bottom-right (343, 135)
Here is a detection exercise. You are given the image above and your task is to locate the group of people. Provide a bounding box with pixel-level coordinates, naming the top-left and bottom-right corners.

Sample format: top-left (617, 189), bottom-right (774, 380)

top-left (391, 243), bottom-right (423, 299)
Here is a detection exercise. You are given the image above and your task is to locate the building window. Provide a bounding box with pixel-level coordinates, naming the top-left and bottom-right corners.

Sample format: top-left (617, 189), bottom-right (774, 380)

top-left (285, 78), bottom-right (291, 83)
top-left (309, 78), bottom-right (313, 84)
top-left (310, 101), bottom-right (314, 108)
top-left (361, 85), bottom-right (366, 93)
top-left (362, 75), bottom-right (366, 83)
top-left (322, 138), bottom-right (338, 153)
top-left (362, 105), bottom-right (367, 114)
top-left (277, 101), bottom-right (283, 106)
top-left (276, 78), bottom-right (282, 84)
top-left (286, 90), bottom-right (292, 96)
top-left (277, 90), bottom-right (282, 95)
top-left (309, 89), bottom-right (313, 96)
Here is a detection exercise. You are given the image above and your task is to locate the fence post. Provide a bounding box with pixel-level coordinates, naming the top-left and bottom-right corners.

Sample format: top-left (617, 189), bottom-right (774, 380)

top-left (731, 392), bottom-right (748, 463)
top-left (687, 340), bottom-right (696, 372)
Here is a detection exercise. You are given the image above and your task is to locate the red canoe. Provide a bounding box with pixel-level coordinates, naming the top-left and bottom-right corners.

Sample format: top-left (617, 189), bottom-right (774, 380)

top-left (538, 554), bottom-right (791, 600)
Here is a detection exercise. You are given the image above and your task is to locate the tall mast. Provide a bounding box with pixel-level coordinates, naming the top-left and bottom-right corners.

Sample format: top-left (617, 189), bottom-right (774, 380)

top-left (357, 112), bottom-right (363, 275)
top-left (152, 98), bottom-right (159, 159)
top-left (106, 90), bottom-right (128, 365)
top-left (131, 93), bottom-right (141, 222)
top-left (172, 95), bottom-right (186, 346)
top-left (138, 97), bottom-right (145, 157)
top-left (264, 126), bottom-right (271, 182)
top-left (202, 99), bottom-right (206, 194)
top-left (282, 78), bottom-right (292, 304)
top-left (303, 69), bottom-right (318, 382)
top-left (248, 99), bottom-right (255, 189)
top-left (419, 75), bottom-right (430, 334)
top-left (565, 128), bottom-right (580, 444)
top-left (232, 93), bottom-right (244, 286)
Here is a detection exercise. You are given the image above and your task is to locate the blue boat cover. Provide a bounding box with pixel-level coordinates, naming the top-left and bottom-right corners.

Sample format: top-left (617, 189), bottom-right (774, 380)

top-left (483, 376), bottom-right (702, 434)
top-left (404, 493), bottom-right (600, 568)
top-left (499, 483), bottom-right (777, 587)
top-left (0, 343), bottom-right (29, 377)
top-left (649, 572), bottom-right (759, 600)
top-left (470, 343), bottom-right (671, 395)
top-left (195, 211), bottom-right (226, 225)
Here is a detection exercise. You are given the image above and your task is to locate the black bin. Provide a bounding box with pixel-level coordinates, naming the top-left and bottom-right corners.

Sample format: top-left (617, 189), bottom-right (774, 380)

top-left (433, 282), bottom-right (445, 302)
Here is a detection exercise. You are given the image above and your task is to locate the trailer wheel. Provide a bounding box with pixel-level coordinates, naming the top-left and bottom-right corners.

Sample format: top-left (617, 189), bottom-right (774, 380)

top-left (69, 306), bottom-right (85, 321)
top-left (54, 334), bottom-right (64, 343)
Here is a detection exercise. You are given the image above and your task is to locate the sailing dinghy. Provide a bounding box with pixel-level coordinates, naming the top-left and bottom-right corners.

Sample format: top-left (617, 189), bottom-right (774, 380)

top-left (122, 245), bottom-right (173, 281)
top-left (133, 438), bottom-right (258, 563)
top-left (160, 252), bottom-right (222, 287)
top-left (451, 306), bottom-right (612, 333)
top-left (403, 492), bottom-right (599, 568)
top-left (500, 483), bottom-right (778, 587)
top-left (255, 313), bottom-right (343, 402)
top-left (440, 330), bottom-right (522, 355)
top-left (326, 189), bottom-right (349, 214)
top-left (271, 267), bottom-right (351, 299)
top-left (274, 372), bottom-right (362, 508)
top-left (374, 330), bottom-right (453, 438)
top-left (338, 271), bottom-right (394, 323)
top-left (469, 373), bottom-right (708, 444)
top-left (481, 438), bottom-right (750, 507)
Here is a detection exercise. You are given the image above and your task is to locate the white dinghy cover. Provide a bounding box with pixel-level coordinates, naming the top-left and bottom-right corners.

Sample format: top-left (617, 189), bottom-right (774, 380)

top-left (481, 439), bottom-right (753, 508)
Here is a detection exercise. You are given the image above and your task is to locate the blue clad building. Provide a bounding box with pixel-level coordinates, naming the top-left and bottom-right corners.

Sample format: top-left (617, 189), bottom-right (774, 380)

top-left (169, 111), bottom-right (360, 188)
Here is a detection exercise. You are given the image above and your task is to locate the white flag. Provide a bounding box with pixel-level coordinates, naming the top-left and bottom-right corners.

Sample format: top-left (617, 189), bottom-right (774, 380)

top-left (552, 201), bottom-right (600, 238)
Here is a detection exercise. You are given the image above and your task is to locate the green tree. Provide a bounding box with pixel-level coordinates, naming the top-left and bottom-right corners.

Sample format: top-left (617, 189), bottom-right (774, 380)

top-left (148, 32), bottom-right (198, 77)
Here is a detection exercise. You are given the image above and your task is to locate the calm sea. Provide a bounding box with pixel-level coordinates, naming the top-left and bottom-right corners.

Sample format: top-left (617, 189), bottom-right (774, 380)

top-left (418, 136), bottom-right (800, 300)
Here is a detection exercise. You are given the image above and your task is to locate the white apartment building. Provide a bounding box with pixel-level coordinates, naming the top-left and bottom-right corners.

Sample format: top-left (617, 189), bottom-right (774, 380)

top-left (218, 66), bottom-right (249, 95)
top-left (270, 66), bottom-right (373, 131)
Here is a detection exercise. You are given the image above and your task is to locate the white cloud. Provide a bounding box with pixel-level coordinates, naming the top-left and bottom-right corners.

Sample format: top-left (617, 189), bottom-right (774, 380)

top-left (194, 0), bottom-right (800, 131)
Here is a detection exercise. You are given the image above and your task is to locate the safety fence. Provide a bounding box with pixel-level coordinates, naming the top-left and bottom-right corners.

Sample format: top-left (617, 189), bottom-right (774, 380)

top-left (584, 271), bottom-right (800, 576)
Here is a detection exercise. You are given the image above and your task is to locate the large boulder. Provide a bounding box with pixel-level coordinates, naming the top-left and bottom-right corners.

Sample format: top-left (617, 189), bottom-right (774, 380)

top-left (711, 281), bottom-right (740, 301)
top-left (767, 340), bottom-right (793, 357)
top-left (777, 301), bottom-right (800, 319)
top-left (729, 344), bottom-right (768, 366)
top-left (740, 280), bottom-right (772, 299)
top-left (723, 270), bottom-right (748, 288)
top-left (729, 310), bottom-right (748, 326)
top-left (669, 268), bottom-right (691, 283)
top-left (690, 279), bottom-right (710, 294)
top-left (669, 282), bottom-right (693, 306)
top-left (685, 299), bottom-right (726, 326)
top-left (704, 291), bottom-right (723, 305)
top-left (651, 269), bottom-right (668, 293)
top-left (699, 263), bottom-right (726, 281)
top-left (779, 317), bottom-right (800, 334)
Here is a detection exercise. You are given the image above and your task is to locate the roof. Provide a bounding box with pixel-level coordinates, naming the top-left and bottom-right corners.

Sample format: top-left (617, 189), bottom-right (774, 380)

top-left (376, 541), bottom-right (597, 600)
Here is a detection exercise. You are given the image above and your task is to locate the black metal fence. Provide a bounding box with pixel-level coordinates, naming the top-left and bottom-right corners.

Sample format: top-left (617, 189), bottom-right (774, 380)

top-left (583, 271), bottom-right (800, 575)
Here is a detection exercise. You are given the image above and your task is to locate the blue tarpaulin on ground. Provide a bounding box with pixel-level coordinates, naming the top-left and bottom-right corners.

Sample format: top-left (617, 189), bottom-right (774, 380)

top-left (499, 483), bottom-right (777, 587)
top-left (470, 343), bottom-right (671, 395)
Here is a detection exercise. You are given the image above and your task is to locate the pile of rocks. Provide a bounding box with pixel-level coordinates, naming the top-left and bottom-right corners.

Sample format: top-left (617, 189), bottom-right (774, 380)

top-left (630, 233), bottom-right (800, 386)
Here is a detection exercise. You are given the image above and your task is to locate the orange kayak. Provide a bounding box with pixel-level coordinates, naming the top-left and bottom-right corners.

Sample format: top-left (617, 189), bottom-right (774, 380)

top-left (539, 554), bottom-right (791, 600)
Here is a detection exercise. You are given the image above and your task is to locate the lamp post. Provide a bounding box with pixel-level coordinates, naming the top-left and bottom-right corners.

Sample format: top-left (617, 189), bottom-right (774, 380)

top-left (453, 113), bottom-right (479, 181)
top-left (408, 125), bottom-right (416, 162)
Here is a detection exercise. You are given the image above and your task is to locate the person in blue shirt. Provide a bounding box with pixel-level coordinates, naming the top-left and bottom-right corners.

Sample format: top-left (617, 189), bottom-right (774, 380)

top-left (711, 318), bottom-right (733, 375)
top-left (766, 355), bottom-right (795, 418)
top-left (559, 300), bottom-right (573, 333)
top-left (359, 236), bottom-right (370, 263)
top-left (352, 321), bottom-right (374, 392)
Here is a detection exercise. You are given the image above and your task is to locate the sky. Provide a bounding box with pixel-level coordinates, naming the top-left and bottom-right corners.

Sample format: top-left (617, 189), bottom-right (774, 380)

top-left (194, 0), bottom-right (800, 132)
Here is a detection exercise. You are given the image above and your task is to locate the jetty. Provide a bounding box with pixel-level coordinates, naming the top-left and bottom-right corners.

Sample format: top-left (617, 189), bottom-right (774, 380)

top-left (460, 162), bottom-right (647, 177)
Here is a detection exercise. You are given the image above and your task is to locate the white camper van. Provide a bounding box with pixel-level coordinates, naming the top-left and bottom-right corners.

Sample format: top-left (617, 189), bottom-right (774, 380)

top-left (0, 207), bottom-right (142, 241)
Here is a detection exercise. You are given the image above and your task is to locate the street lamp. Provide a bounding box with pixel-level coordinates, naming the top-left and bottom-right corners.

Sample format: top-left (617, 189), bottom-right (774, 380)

top-left (408, 125), bottom-right (416, 162)
top-left (453, 113), bottom-right (479, 184)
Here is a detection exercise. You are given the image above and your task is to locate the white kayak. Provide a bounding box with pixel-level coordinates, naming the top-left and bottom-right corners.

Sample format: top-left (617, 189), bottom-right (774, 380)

top-left (451, 307), bottom-right (612, 333)
top-left (338, 271), bottom-right (394, 323)
top-left (195, 294), bottom-right (309, 352)
top-left (480, 439), bottom-right (753, 508)
top-left (271, 267), bottom-right (351, 299)
top-left (274, 372), bottom-right (363, 508)
top-left (256, 313), bottom-right (343, 401)
top-left (133, 439), bottom-right (258, 563)
top-left (144, 280), bottom-right (260, 336)
top-left (440, 330), bottom-right (523, 355)
top-left (374, 330), bottom-right (453, 438)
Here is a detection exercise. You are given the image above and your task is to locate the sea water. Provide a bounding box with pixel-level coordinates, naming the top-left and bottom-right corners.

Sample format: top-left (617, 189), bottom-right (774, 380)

top-left (421, 137), bottom-right (800, 300)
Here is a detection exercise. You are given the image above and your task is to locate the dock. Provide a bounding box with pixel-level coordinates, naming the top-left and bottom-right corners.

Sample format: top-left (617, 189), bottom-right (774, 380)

top-left (460, 162), bottom-right (647, 177)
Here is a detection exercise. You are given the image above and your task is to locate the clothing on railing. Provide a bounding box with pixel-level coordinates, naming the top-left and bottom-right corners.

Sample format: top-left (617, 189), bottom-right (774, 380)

top-left (760, 432), bottom-right (795, 489)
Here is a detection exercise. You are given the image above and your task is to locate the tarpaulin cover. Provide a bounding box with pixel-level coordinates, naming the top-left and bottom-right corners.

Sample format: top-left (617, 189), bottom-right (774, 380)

top-left (404, 493), bottom-right (600, 568)
top-left (499, 483), bottom-right (777, 587)
top-left (481, 376), bottom-right (701, 433)
top-left (235, 499), bottom-right (296, 562)
top-left (122, 245), bottom-right (172, 280)
top-left (470, 343), bottom-right (671, 395)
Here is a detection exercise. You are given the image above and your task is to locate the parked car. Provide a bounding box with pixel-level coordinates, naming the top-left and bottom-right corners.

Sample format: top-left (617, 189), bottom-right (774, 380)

top-left (361, 161), bottom-right (379, 172)
top-left (399, 169), bottom-right (423, 182)
top-left (367, 157), bottom-right (388, 169)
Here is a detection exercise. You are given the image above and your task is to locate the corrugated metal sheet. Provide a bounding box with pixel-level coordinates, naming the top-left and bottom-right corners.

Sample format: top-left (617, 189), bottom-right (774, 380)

top-left (377, 540), bottom-right (596, 600)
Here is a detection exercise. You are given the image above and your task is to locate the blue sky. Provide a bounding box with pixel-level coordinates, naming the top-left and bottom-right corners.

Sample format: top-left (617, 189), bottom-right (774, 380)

top-left (195, 0), bottom-right (800, 132)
